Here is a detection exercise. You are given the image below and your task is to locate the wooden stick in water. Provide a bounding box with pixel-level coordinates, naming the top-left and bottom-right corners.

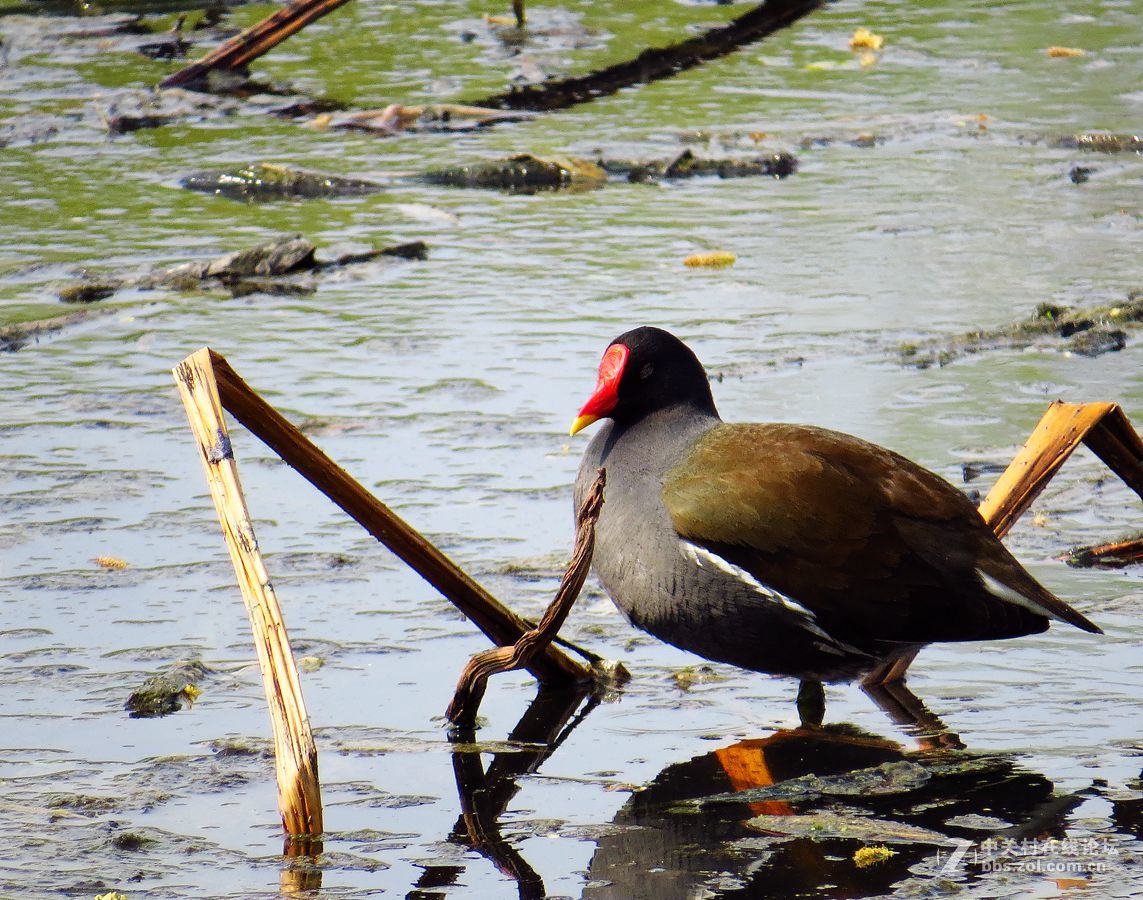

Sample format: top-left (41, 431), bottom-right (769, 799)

top-left (160, 0), bottom-right (354, 90)
top-left (205, 349), bottom-right (590, 687)
top-left (173, 348), bottom-right (323, 842)
top-left (978, 401), bottom-right (1143, 538)
top-left (447, 469), bottom-right (606, 728)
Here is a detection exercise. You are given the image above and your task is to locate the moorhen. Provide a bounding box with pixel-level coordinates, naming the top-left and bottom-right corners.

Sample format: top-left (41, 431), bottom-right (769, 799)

top-left (570, 327), bottom-right (1101, 690)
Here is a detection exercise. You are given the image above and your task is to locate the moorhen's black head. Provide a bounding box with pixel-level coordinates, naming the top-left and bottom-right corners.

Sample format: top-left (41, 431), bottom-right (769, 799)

top-left (570, 327), bottom-right (718, 435)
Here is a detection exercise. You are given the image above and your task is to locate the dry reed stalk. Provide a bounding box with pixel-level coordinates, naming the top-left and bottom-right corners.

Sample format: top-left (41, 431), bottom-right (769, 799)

top-left (173, 349), bottom-right (322, 841)
top-left (160, 0), bottom-right (353, 89)
top-left (204, 349), bottom-right (589, 686)
top-left (979, 401), bottom-right (1143, 538)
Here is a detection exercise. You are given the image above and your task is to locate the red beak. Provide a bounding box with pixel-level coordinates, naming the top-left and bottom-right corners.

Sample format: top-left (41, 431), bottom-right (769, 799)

top-left (570, 343), bottom-right (629, 435)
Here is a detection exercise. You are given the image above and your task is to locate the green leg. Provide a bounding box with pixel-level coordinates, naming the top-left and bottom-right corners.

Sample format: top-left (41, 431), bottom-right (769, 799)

top-left (796, 679), bottom-right (825, 728)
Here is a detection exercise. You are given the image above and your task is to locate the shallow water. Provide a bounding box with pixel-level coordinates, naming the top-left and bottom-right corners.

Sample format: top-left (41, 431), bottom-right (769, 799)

top-left (1, 0), bottom-right (1141, 897)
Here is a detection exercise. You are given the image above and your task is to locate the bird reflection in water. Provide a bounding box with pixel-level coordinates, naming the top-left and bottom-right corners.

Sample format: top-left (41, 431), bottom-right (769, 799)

top-left (409, 682), bottom-right (1085, 900)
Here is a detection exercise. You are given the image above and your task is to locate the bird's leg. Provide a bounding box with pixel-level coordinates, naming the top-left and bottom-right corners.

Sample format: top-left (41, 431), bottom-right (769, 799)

top-left (513, 0), bottom-right (525, 27)
top-left (796, 678), bottom-right (825, 728)
top-left (860, 648), bottom-right (920, 689)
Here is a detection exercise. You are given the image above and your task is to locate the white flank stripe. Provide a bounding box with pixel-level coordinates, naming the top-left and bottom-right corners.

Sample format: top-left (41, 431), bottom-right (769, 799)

top-left (977, 569), bottom-right (1062, 621)
top-left (681, 541), bottom-right (815, 618)
top-left (679, 541), bottom-right (873, 658)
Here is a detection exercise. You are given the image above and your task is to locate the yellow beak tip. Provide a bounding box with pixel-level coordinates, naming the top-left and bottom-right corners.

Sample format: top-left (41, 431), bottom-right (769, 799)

top-left (569, 414), bottom-right (599, 436)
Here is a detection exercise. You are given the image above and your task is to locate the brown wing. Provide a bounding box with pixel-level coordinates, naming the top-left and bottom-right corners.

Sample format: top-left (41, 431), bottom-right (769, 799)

top-left (662, 423), bottom-right (1100, 645)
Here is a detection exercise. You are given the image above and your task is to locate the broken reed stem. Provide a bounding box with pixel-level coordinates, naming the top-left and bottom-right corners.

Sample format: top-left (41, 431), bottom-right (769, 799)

top-left (979, 401), bottom-right (1143, 538)
top-left (471, 0), bottom-right (823, 111)
top-left (203, 349), bottom-right (589, 687)
top-left (446, 469), bottom-right (606, 728)
top-left (160, 0), bottom-right (353, 89)
top-left (172, 349), bottom-right (322, 841)
top-left (1062, 535), bottom-right (1143, 569)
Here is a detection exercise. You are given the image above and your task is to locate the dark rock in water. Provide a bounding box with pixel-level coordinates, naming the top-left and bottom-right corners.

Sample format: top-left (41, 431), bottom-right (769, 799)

top-left (181, 162), bottom-right (384, 201)
top-left (610, 149), bottom-right (797, 183)
top-left (425, 153), bottom-right (607, 192)
top-left (664, 149), bottom-right (796, 179)
top-left (227, 277), bottom-right (316, 297)
top-left (49, 234), bottom-right (426, 311)
top-left (1068, 326), bottom-right (1127, 357)
top-left (58, 282), bottom-right (122, 304)
top-left (110, 831), bottom-right (159, 851)
top-left (204, 234), bottom-right (316, 278)
top-left (380, 240), bottom-right (428, 261)
top-left (898, 291), bottom-right (1143, 367)
top-left (125, 659), bottom-right (210, 718)
top-left (1069, 165), bottom-right (1093, 184)
top-left (315, 240), bottom-right (429, 267)
top-left (1054, 132), bottom-right (1143, 154)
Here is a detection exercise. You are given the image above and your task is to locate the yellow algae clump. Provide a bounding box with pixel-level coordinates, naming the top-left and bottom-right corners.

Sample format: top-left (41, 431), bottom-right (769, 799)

top-left (1047, 46), bottom-right (1085, 57)
top-left (684, 252), bottom-right (737, 268)
top-left (849, 27), bottom-right (885, 51)
top-left (95, 556), bottom-right (128, 569)
top-left (853, 845), bottom-right (897, 868)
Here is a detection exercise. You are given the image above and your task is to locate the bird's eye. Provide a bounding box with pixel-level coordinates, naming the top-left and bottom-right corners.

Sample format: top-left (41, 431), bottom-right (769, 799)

top-left (640, 363), bottom-right (654, 380)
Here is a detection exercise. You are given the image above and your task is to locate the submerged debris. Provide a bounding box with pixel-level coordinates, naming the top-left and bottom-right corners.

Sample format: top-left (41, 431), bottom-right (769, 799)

top-left (184, 150), bottom-right (799, 200)
top-left (59, 282), bottom-right (122, 304)
top-left (182, 162), bottom-right (384, 201)
top-left (613, 148), bottom-right (797, 183)
top-left (1053, 133), bottom-right (1143, 154)
top-left (312, 103), bottom-right (535, 135)
top-left (125, 659), bottom-right (210, 718)
top-left (747, 810), bottom-right (952, 845)
top-left (101, 87), bottom-right (241, 135)
top-left (0, 308), bottom-right (114, 353)
top-left (1060, 534), bottom-right (1143, 569)
top-left (899, 292), bottom-right (1143, 368)
top-left (51, 234), bottom-right (426, 308)
top-left (426, 149), bottom-right (797, 193)
top-left (425, 153), bottom-right (607, 192)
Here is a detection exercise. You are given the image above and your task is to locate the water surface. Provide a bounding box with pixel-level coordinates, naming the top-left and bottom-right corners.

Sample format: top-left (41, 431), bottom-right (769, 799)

top-left (1, 0), bottom-right (1140, 896)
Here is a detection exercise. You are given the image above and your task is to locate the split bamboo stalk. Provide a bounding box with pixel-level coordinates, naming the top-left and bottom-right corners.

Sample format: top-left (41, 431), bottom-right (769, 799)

top-left (173, 349), bottom-right (322, 841)
top-left (979, 401), bottom-right (1143, 538)
top-left (203, 349), bottom-right (589, 687)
